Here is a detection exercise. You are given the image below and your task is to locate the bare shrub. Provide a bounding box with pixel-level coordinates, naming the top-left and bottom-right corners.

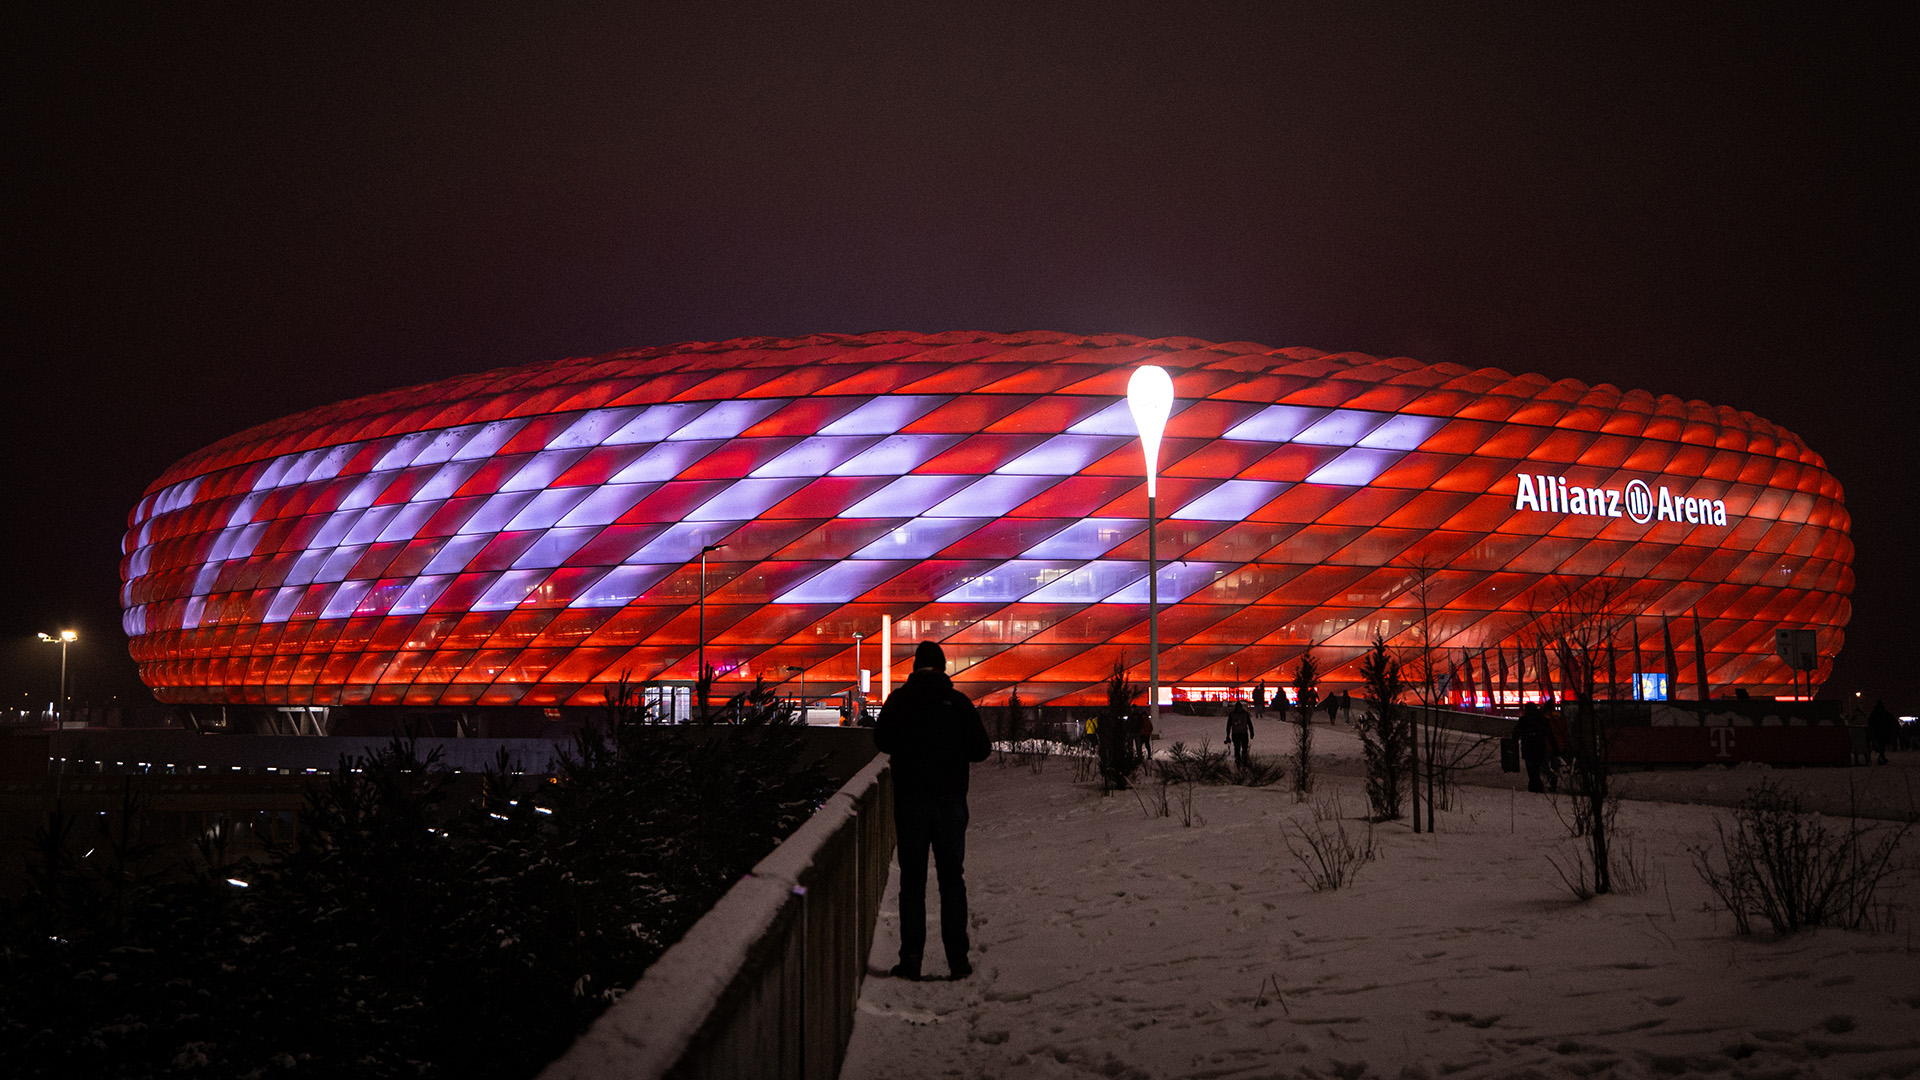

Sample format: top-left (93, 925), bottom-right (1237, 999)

top-left (1156, 740), bottom-right (1282, 788)
top-left (1281, 795), bottom-right (1376, 891)
top-left (1175, 780), bottom-right (1201, 828)
top-left (1133, 774), bottom-right (1172, 819)
top-left (1233, 756), bottom-right (1287, 788)
top-left (1690, 780), bottom-right (1912, 935)
top-left (1546, 831), bottom-right (1649, 900)
top-left (1019, 736), bottom-right (1053, 775)
top-left (1157, 740), bottom-right (1231, 784)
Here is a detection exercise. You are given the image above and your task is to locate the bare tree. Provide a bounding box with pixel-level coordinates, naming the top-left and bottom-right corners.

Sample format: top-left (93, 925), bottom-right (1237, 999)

top-left (1393, 557), bottom-right (1502, 829)
top-left (1526, 576), bottom-right (1637, 895)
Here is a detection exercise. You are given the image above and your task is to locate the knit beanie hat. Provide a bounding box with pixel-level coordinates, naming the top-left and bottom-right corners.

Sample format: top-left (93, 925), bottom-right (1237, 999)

top-left (913, 640), bottom-right (946, 671)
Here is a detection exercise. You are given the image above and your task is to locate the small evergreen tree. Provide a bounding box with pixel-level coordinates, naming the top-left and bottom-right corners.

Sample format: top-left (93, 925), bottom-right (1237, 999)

top-left (1356, 634), bottom-right (1410, 820)
top-left (1099, 659), bottom-right (1142, 790)
top-left (1291, 651), bottom-right (1318, 797)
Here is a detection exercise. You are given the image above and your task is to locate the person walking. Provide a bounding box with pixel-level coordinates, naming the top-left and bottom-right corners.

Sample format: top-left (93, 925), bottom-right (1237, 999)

top-left (1512, 703), bottom-right (1559, 793)
top-left (1253, 680), bottom-right (1267, 718)
top-left (1226, 699), bottom-right (1254, 768)
top-left (1867, 700), bottom-right (1897, 765)
top-left (873, 641), bottom-right (991, 981)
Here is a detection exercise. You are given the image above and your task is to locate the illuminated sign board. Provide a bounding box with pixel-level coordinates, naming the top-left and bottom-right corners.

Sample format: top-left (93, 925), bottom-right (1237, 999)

top-left (1514, 474), bottom-right (1728, 527)
top-left (1635, 673), bottom-right (1668, 701)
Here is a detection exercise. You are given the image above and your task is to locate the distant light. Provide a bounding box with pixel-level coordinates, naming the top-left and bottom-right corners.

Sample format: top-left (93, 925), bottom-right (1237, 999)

top-left (227, 878), bottom-right (249, 888)
top-left (489, 812), bottom-right (508, 820)
top-left (534, 806), bottom-right (553, 816)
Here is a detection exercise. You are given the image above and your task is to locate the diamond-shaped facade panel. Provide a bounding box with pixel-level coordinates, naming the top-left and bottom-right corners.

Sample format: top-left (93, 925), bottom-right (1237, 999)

top-left (121, 332), bottom-right (1852, 707)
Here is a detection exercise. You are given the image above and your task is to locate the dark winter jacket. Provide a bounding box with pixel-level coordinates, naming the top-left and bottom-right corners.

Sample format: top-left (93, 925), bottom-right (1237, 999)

top-left (874, 669), bottom-right (991, 801)
top-left (1225, 705), bottom-right (1254, 744)
top-left (1867, 702), bottom-right (1897, 746)
top-left (1512, 708), bottom-right (1558, 762)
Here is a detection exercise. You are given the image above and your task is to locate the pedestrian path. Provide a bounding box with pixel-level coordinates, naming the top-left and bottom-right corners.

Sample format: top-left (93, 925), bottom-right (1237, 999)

top-left (840, 718), bottom-right (1920, 1079)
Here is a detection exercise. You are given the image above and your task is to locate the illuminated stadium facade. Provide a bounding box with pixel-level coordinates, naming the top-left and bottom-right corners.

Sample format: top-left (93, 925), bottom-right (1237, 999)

top-left (120, 332), bottom-right (1851, 709)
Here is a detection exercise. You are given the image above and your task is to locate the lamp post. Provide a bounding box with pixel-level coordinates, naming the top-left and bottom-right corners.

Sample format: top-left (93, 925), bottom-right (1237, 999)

top-left (37, 630), bottom-right (76, 729)
top-left (1127, 365), bottom-right (1175, 737)
top-left (698, 543), bottom-right (725, 715)
top-left (851, 631), bottom-right (865, 722)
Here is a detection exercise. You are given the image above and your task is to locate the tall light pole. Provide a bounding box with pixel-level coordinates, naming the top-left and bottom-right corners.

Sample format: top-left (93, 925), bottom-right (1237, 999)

top-left (851, 631), bottom-right (865, 722)
top-left (698, 543), bottom-right (725, 715)
top-left (1127, 365), bottom-right (1174, 737)
top-left (38, 630), bottom-right (76, 729)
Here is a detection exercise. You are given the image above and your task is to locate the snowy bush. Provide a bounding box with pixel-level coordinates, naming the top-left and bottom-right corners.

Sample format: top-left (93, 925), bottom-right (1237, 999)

top-left (1689, 780), bottom-right (1912, 935)
top-left (1281, 795), bottom-right (1375, 891)
top-left (1154, 741), bottom-right (1282, 788)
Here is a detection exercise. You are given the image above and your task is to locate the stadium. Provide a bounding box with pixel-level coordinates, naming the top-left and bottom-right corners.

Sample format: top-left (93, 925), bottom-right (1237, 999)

top-left (118, 331), bottom-right (1852, 714)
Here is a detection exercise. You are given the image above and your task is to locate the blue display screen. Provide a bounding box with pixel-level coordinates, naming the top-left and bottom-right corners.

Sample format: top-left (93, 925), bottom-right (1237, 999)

top-left (1635, 673), bottom-right (1668, 701)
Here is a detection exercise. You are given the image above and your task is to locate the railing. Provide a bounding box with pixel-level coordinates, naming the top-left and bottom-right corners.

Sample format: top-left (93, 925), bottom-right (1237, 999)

top-left (541, 753), bottom-right (894, 1080)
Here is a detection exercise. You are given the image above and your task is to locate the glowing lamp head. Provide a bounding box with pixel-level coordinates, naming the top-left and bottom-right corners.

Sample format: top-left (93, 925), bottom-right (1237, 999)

top-left (1126, 364), bottom-right (1175, 497)
top-left (61, 630), bottom-right (77, 643)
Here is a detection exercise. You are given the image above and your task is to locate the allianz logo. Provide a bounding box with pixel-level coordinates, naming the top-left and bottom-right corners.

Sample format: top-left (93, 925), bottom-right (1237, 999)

top-left (1513, 473), bottom-right (1730, 527)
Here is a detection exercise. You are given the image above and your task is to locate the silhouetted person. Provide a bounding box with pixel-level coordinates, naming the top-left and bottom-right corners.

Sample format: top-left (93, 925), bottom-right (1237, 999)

top-left (1867, 700), bottom-right (1897, 765)
top-left (1253, 680), bottom-right (1267, 717)
top-left (874, 640), bottom-right (991, 981)
top-left (1226, 700), bottom-right (1254, 768)
top-left (1512, 704), bottom-right (1559, 793)
top-left (1339, 690), bottom-right (1352, 723)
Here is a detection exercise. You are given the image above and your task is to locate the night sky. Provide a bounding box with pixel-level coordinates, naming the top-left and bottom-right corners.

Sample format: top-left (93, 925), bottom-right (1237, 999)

top-left (3, 4), bottom-right (1912, 712)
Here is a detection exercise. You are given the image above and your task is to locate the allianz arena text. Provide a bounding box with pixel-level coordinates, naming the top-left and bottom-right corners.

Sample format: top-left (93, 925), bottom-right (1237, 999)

top-left (119, 332), bottom-right (1852, 708)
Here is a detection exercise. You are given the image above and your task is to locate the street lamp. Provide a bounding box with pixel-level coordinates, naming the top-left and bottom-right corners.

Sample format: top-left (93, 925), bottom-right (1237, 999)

top-left (698, 543), bottom-right (725, 716)
top-left (851, 631), bottom-right (865, 722)
top-left (1127, 365), bottom-right (1175, 737)
top-left (787, 665), bottom-right (805, 722)
top-left (37, 630), bottom-right (77, 729)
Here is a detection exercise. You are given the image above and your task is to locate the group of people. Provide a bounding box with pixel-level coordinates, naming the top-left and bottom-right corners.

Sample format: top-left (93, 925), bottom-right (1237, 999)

top-left (1245, 683), bottom-right (1353, 725)
top-left (1079, 710), bottom-right (1155, 758)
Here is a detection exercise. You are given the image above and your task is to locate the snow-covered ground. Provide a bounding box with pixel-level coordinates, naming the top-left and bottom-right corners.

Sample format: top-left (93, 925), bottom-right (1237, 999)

top-left (842, 713), bottom-right (1920, 1079)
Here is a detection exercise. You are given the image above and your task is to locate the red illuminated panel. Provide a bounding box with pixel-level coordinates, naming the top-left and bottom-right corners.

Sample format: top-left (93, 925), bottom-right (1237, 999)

top-left (122, 332), bottom-right (1852, 708)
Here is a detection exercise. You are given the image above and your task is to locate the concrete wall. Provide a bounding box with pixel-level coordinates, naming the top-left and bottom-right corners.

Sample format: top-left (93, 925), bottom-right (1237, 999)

top-left (541, 753), bottom-right (894, 1080)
